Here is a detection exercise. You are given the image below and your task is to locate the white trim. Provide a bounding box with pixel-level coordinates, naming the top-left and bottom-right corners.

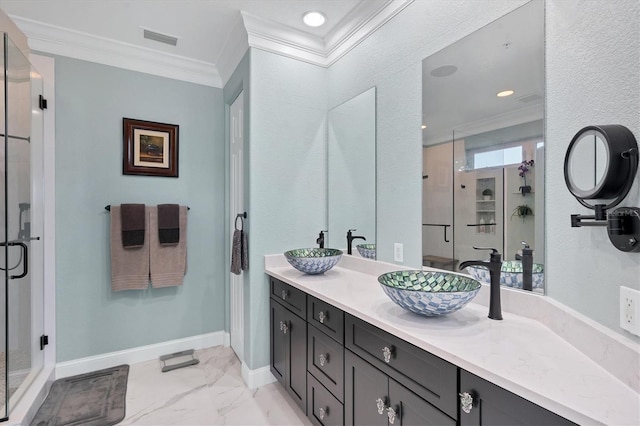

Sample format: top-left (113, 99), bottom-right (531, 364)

top-left (223, 331), bottom-right (231, 347)
top-left (242, 0), bottom-right (414, 67)
top-left (4, 365), bottom-right (55, 426)
top-left (241, 362), bottom-right (277, 389)
top-left (55, 331), bottom-right (225, 379)
top-left (10, 16), bottom-right (222, 88)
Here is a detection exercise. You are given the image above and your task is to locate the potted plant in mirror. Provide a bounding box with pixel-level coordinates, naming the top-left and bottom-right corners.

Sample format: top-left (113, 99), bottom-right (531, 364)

top-left (512, 204), bottom-right (533, 221)
top-left (518, 159), bottom-right (534, 195)
top-left (482, 188), bottom-right (493, 200)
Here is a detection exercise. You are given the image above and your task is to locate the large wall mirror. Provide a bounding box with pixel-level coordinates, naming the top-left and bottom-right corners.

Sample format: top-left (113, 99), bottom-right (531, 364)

top-left (421, 0), bottom-right (545, 291)
top-left (327, 87), bottom-right (376, 250)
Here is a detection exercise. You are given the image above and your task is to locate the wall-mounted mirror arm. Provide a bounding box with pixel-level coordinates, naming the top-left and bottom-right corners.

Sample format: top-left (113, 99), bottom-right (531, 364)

top-left (564, 125), bottom-right (640, 252)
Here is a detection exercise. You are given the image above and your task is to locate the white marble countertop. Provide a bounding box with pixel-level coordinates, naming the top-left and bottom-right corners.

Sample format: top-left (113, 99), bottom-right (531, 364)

top-left (265, 254), bottom-right (640, 426)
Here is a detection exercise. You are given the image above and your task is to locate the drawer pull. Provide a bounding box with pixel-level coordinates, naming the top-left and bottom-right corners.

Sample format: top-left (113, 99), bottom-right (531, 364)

top-left (319, 353), bottom-right (329, 367)
top-left (387, 406), bottom-right (398, 424)
top-left (376, 397), bottom-right (386, 415)
top-left (318, 406), bottom-right (329, 420)
top-left (459, 392), bottom-right (474, 414)
top-left (280, 321), bottom-right (289, 334)
top-left (318, 310), bottom-right (327, 323)
top-left (281, 290), bottom-right (288, 300)
top-left (382, 346), bottom-right (392, 363)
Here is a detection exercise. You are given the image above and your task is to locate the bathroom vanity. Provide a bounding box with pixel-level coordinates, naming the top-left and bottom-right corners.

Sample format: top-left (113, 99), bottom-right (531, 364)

top-left (266, 254), bottom-right (639, 426)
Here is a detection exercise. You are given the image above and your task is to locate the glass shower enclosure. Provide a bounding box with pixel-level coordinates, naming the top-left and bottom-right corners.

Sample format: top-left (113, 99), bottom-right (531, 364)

top-left (0, 33), bottom-right (45, 421)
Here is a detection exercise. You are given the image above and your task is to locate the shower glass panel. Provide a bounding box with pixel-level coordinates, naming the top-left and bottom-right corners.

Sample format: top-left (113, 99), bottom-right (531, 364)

top-left (0, 33), bottom-right (45, 419)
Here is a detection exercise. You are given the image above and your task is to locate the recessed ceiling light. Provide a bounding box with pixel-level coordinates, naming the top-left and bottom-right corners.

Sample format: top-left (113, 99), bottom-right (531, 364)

top-left (303, 11), bottom-right (326, 27)
top-left (497, 90), bottom-right (515, 97)
top-left (421, 125), bottom-right (427, 129)
top-left (430, 65), bottom-right (457, 77)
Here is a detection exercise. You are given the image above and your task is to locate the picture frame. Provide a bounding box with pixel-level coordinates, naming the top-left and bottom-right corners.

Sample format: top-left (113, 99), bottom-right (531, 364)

top-left (123, 118), bottom-right (179, 177)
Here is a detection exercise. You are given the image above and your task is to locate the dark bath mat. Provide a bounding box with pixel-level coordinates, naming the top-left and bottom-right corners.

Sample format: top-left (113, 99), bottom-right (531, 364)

top-left (31, 365), bottom-right (129, 426)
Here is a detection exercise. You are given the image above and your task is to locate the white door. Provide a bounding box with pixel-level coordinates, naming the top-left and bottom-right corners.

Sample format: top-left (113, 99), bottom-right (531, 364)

top-left (229, 92), bottom-right (244, 362)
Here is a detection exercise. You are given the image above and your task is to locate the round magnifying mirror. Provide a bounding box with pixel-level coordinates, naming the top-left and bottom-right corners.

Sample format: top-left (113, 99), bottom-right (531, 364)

top-left (564, 125), bottom-right (638, 208)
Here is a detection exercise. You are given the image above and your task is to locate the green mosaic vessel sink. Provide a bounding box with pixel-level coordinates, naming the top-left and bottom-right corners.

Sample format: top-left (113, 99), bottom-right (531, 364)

top-left (378, 270), bottom-right (481, 316)
top-left (284, 248), bottom-right (343, 274)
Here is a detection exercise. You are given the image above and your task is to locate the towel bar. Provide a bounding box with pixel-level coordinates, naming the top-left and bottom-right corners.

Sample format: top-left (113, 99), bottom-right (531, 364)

top-left (105, 205), bottom-right (190, 211)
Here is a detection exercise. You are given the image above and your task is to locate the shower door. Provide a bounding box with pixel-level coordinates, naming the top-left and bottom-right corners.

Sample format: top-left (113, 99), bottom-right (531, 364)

top-left (0, 33), bottom-right (45, 420)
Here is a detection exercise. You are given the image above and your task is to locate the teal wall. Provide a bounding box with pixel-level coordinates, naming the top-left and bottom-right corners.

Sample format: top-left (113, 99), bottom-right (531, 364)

top-left (53, 56), bottom-right (225, 361)
top-left (247, 49), bottom-right (327, 369)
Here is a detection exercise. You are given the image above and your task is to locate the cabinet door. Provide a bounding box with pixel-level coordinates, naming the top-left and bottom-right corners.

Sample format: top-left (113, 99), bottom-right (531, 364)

top-left (345, 350), bottom-right (388, 426)
top-left (270, 299), bottom-right (287, 384)
top-left (287, 310), bottom-right (307, 414)
top-left (459, 370), bottom-right (575, 426)
top-left (308, 372), bottom-right (344, 426)
top-left (389, 379), bottom-right (455, 426)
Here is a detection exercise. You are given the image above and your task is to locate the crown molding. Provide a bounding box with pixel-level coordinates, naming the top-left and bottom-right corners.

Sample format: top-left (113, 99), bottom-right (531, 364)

top-left (10, 15), bottom-right (222, 87)
top-left (217, 14), bottom-right (250, 86)
top-left (242, 0), bottom-right (414, 67)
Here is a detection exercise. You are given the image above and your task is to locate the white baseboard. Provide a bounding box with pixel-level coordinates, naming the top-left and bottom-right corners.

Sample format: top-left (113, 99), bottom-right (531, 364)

top-left (55, 331), bottom-right (225, 379)
top-left (241, 362), bottom-right (277, 389)
top-left (223, 331), bottom-right (231, 347)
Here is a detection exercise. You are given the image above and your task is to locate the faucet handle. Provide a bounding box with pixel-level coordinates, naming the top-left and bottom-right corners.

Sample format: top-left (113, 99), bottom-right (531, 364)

top-left (521, 241), bottom-right (530, 249)
top-left (348, 228), bottom-right (357, 232)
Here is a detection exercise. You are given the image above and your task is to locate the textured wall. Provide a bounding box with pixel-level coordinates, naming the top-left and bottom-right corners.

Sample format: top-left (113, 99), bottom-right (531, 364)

top-left (545, 0), bottom-right (639, 339)
top-left (54, 56), bottom-right (226, 361)
top-left (248, 49), bottom-right (327, 369)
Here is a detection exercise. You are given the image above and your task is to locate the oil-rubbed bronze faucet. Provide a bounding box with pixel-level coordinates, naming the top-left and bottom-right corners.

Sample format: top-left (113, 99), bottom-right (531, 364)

top-left (346, 229), bottom-right (366, 255)
top-left (459, 247), bottom-right (503, 320)
top-left (316, 230), bottom-right (327, 248)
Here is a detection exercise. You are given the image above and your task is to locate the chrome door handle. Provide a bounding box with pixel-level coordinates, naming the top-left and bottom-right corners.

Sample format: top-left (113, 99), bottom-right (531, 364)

top-left (382, 346), bottom-right (392, 363)
top-left (387, 406), bottom-right (398, 424)
top-left (460, 392), bottom-right (474, 414)
top-left (318, 406), bottom-right (328, 420)
top-left (376, 397), bottom-right (386, 415)
top-left (319, 353), bottom-right (329, 367)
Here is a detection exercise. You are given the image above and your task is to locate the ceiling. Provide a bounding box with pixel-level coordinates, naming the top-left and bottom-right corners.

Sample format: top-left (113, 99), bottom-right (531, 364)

top-left (0, 0), bottom-right (411, 86)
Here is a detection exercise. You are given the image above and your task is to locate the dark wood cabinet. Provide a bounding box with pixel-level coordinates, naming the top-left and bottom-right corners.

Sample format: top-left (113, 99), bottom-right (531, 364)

top-left (270, 294), bottom-right (307, 414)
top-left (267, 274), bottom-right (575, 426)
top-left (459, 370), bottom-right (575, 426)
top-left (345, 314), bottom-right (457, 419)
top-left (345, 350), bottom-right (454, 426)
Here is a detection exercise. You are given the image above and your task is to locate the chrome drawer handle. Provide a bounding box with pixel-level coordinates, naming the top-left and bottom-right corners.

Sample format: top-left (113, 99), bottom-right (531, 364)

top-left (318, 310), bottom-right (327, 323)
top-left (319, 353), bottom-right (329, 367)
top-left (318, 406), bottom-right (328, 420)
top-left (382, 346), bottom-right (392, 363)
top-left (279, 321), bottom-right (284, 331)
top-left (387, 406), bottom-right (397, 424)
top-left (460, 392), bottom-right (473, 414)
top-left (281, 321), bottom-right (288, 334)
top-left (281, 290), bottom-right (288, 300)
top-left (376, 397), bottom-right (386, 415)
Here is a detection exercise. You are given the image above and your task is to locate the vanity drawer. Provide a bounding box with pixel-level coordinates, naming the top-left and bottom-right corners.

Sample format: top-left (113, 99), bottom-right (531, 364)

top-left (307, 323), bottom-right (344, 402)
top-left (270, 277), bottom-right (306, 318)
top-left (345, 314), bottom-right (457, 418)
top-left (307, 372), bottom-right (344, 426)
top-left (307, 296), bottom-right (344, 343)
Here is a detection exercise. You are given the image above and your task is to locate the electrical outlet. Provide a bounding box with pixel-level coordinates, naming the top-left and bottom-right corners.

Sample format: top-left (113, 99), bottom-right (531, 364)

top-left (394, 243), bottom-right (403, 262)
top-left (620, 286), bottom-right (640, 336)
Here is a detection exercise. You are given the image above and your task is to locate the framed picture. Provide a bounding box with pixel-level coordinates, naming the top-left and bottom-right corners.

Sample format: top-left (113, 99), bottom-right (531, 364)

top-left (123, 118), bottom-right (179, 177)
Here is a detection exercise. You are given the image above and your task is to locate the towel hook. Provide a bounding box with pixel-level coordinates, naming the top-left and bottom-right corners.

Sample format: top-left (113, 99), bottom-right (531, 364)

top-left (235, 212), bottom-right (247, 230)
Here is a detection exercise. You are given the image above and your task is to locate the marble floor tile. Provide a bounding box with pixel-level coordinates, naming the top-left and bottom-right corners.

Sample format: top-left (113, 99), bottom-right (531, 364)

top-left (122, 346), bottom-right (311, 425)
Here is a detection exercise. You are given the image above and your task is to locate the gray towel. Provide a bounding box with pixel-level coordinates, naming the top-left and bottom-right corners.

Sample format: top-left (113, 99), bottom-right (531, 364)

top-left (231, 229), bottom-right (242, 275)
top-left (120, 203), bottom-right (146, 248)
top-left (231, 229), bottom-right (248, 275)
top-left (110, 205), bottom-right (150, 291)
top-left (149, 205), bottom-right (187, 288)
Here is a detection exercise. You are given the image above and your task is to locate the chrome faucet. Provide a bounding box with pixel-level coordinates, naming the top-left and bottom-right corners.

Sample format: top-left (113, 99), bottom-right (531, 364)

top-left (459, 247), bottom-right (503, 320)
top-left (346, 229), bottom-right (366, 255)
top-left (316, 230), bottom-right (327, 248)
